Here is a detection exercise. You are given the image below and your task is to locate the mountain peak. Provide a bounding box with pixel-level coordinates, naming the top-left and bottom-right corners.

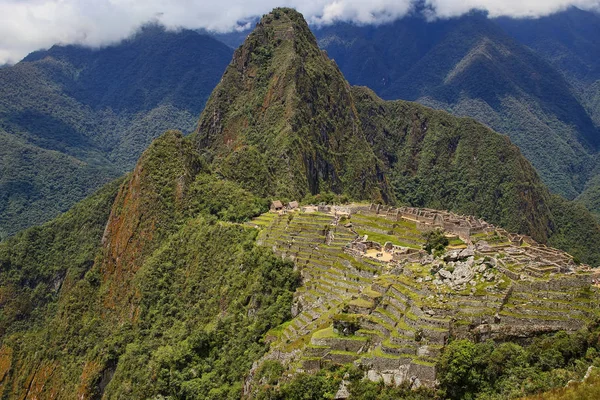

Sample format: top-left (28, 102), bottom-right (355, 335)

top-left (193, 8), bottom-right (386, 201)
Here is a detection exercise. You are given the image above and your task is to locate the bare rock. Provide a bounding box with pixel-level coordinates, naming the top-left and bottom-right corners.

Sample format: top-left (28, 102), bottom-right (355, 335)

top-left (438, 269), bottom-right (452, 279)
top-left (459, 247), bottom-right (475, 259)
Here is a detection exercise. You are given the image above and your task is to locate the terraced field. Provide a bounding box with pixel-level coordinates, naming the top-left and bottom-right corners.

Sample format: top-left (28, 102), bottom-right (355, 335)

top-left (246, 205), bottom-right (600, 387)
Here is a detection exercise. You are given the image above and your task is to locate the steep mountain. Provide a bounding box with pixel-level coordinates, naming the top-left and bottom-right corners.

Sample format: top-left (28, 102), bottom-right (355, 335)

top-left (0, 26), bottom-right (232, 238)
top-left (192, 9), bottom-right (386, 201)
top-left (315, 12), bottom-right (600, 200)
top-left (1, 8), bottom-right (600, 400)
top-left (495, 8), bottom-right (600, 214)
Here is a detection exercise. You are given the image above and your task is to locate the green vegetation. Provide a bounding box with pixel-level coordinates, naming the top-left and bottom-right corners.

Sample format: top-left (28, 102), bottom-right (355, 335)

top-left (438, 327), bottom-right (600, 399)
top-left (423, 229), bottom-right (450, 256)
top-left (0, 26), bottom-right (232, 236)
top-left (0, 178), bottom-right (122, 335)
top-left (317, 13), bottom-right (600, 201)
top-left (103, 221), bottom-right (299, 398)
top-left (577, 174), bottom-right (600, 218)
top-left (523, 369), bottom-right (600, 400)
top-left (547, 194), bottom-right (600, 266)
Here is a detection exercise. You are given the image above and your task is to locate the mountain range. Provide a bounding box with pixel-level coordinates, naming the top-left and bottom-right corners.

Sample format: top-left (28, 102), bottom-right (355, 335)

top-left (0, 25), bottom-right (231, 238)
top-left (2, 7), bottom-right (600, 239)
top-left (314, 8), bottom-right (600, 204)
top-left (0, 8), bottom-right (600, 399)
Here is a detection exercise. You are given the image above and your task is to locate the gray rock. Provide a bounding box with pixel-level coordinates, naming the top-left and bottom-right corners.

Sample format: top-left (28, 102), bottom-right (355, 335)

top-left (438, 269), bottom-right (453, 279)
top-left (335, 381), bottom-right (350, 399)
top-left (410, 377), bottom-right (422, 389)
top-left (367, 370), bottom-right (382, 382)
top-left (465, 257), bottom-right (475, 268)
top-left (451, 263), bottom-right (475, 285)
top-left (459, 247), bottom-right (475, 259)
top-left (444, 251), bottom-right (461, 262)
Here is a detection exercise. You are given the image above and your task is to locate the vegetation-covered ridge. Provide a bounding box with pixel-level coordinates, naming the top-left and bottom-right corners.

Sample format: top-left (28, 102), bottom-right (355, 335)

top-left (0, 25), bottom-right (232, 237)
top-left (314, 10), bottom-right (600, 202)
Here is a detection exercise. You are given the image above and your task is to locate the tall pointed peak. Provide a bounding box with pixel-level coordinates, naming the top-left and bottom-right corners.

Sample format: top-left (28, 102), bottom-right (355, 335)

top-left (193, 8), bottom-right (386, 201)
top-left (226, 7), bottom-right (331, 88)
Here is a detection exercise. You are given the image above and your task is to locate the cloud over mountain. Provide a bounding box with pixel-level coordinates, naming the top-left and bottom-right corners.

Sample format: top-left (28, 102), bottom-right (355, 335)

top-left (1, 0), bottom-right (599, 64)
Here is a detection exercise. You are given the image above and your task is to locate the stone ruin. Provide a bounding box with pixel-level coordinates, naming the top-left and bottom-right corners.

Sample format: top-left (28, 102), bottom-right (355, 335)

top-left (368, 203), bottom-right (495, 242)
top-left (246, 203), bottom-right (600, 391)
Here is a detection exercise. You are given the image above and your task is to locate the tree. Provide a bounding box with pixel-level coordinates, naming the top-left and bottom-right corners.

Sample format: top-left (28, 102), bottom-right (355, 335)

top-left (423, 229), bottom-right (449, 256)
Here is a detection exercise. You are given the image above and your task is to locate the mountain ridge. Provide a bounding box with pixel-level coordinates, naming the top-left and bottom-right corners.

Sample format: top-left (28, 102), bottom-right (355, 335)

top-left (314, 11), bottom-right (600, 201)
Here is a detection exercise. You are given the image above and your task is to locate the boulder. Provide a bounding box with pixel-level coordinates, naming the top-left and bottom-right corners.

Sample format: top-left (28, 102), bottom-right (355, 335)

top-left (459, 247), bottom-right (475, 259)
top-left (438, 269), bottom-right (453, 279)
top-left (444, 251), bottom-right (461, 262)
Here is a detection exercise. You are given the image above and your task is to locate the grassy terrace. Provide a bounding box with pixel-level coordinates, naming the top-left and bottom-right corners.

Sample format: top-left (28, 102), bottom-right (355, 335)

top-left (312, 326), bottom-right (368, 341)
top-left (351, 213), bottom-right (424, 249)
top-left (256, 208), bottom-right (599, 375)
top-left (355, 229), bottom-right (422, 249)
top-left (349, 298), bottom-right (374, 308)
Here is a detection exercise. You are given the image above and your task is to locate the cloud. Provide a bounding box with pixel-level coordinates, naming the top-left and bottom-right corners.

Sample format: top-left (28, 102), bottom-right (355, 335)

top-left (425, 0), bottom-right (600, 18)
top-left (0, 0), bottom-right (599, 64)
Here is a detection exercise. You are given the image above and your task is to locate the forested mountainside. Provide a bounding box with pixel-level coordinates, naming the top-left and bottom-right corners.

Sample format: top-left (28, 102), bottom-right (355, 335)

top-left (314, 10), bottom-right (600, 205)
top-left (1, 8), bottom-right (600, 400)
top-left (0, 25), bottom-right (232, 238)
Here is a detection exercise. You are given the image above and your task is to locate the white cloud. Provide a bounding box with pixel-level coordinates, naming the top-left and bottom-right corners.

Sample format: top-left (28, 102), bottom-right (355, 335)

top-left (425, 0), bottom-right (600, 18)
top-left (0, 0), bottom-right (599, 64)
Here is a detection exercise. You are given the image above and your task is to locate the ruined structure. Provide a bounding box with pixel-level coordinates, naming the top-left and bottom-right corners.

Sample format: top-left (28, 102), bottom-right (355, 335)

top-left (270, 200), bottom-right (284, 212)
top-left (246, 204), bottom-right (600, 390)
top-left (369, 204), bottom-right (496, 242)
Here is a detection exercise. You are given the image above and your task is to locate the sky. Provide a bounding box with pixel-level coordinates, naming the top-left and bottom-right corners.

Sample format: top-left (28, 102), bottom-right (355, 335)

top-left (0, 0), bottom-right (599, 65)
